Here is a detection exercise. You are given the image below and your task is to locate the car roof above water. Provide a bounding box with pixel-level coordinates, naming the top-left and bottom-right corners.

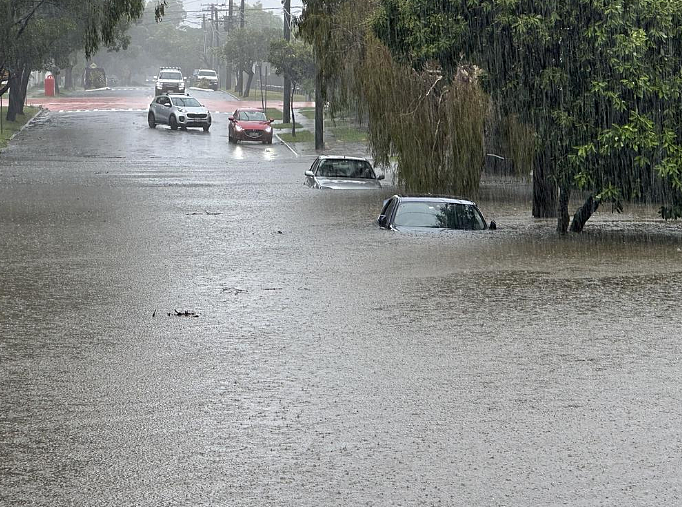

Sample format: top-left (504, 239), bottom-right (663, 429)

top-left (396, 195), bottom-right (478, 206)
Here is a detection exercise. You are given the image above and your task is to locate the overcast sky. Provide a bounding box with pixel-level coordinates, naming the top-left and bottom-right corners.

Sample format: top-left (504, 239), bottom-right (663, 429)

top-left (180, 0), bottom-right (304, 24)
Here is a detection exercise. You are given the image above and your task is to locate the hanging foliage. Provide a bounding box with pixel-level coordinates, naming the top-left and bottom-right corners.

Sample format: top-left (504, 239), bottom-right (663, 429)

top-left (299, 0), bottom-right (488, 197)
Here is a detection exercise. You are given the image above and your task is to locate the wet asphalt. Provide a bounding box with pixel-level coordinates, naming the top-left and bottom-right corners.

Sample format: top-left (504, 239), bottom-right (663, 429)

top-left (1, 103), bottom-right (682, 506)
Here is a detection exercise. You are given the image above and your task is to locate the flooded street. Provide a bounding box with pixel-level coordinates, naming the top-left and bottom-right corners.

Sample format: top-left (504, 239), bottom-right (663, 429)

top-left (2, 108), bottom-right (682, 505)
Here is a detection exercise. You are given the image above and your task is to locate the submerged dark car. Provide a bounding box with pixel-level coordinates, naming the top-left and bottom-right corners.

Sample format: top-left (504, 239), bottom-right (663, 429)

top-left (305, 155), bottom-right (385, 189)
top-left (377, 195), bottom-right (496, 231)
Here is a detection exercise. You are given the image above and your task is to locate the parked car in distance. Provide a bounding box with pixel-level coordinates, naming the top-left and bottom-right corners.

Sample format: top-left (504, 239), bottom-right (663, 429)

top-left (304, 155), bottom-right (385, 189)
top-left (148, 93), bottom-right (211, 131)
top-left (228, 109), bottom-right (273, 144)
top-left (191, 69), bottom-right (219, 90)
top-left (377, 195), bottom-right (496, 231)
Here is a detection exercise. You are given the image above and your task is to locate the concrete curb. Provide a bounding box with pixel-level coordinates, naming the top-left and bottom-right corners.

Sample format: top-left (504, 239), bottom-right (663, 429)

top-left (275, 132), bottom-right (299, 157)
top-left (0, 106), bottom-right (45, 154)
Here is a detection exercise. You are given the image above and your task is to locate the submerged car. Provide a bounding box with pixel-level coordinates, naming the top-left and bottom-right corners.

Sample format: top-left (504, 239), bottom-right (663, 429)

top-left (147, 93), bottom-right (211, 131)
top-left (304, 155), bottom-right (385, 189)
top-left (228, 109), bottom-right (273, 144)
top-left (377, 195), bottom-right (496, 231)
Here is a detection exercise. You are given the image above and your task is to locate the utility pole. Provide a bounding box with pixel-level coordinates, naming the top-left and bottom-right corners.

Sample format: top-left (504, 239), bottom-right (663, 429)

top-left (236, 0), bottom-right (245, 95)
top-left (282, 0), bottom-right (292, 124)
top-left (315, 54), bottom-right (324, 150)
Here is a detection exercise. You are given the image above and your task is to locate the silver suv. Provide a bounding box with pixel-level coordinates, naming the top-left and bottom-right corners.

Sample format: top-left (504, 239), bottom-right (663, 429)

top-left (147, 93), bottom-right (211, 132)
top-left (155, 67), bottom-right (185, 95)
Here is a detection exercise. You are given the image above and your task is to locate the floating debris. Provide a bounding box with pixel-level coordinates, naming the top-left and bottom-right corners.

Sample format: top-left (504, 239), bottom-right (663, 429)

top-left (168, 309), bottom-right (200, 317)
top-left (222, 286), bottom-right (248, 295)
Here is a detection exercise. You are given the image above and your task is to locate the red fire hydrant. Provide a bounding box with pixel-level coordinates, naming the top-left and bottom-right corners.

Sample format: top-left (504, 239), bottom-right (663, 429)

top-left (44, 74), bottom-right (55, 97)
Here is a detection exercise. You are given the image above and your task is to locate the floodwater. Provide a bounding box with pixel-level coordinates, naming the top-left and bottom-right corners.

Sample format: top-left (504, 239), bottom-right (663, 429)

top-left (2, 110), bottom-right (682, 506)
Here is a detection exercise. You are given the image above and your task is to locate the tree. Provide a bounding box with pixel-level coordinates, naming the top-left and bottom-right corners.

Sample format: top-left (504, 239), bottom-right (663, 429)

top-left (269, 39), bottom-right (315, 136)
top-left (222, 26), bottom-right (281, 97)
top-left (1, 0), bottom-right (167, 121)
top-left (299, 0), bottom-right (488, 195)
top-left (373, 0), bottom-right (682, 232)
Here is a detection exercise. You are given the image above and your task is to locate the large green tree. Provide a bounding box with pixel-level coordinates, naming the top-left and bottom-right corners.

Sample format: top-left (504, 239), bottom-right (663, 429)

top-left (1, 0), bottom-right (166, 120)
top-left (374, 0), bottom-right (682, 232)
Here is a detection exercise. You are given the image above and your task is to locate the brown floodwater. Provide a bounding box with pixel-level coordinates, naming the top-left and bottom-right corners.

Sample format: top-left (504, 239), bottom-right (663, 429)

top-left (1, 108), bottom-right (682, 505)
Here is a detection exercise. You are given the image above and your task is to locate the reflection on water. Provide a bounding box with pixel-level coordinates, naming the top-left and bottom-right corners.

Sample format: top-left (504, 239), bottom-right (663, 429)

top-left (2, 113), bottom-right (682, 505)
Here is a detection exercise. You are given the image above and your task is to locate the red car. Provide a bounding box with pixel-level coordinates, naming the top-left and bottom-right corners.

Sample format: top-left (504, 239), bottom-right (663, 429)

top-left (228, 108), bottom-right (274, 144)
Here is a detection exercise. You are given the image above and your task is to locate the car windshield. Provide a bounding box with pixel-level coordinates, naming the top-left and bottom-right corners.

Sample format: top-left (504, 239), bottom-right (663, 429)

top-left (198, 71), bottom-right (216, 77)
top-left (393, 201), bottom-right (486, 230)
top-left (316, 159), bottom-right (376, 179)
top-left (240, 111), bottom-right (267, 121)
top-left (159, 71), bottom-right (182, 80)
top-left (172, 97), bottom-right (201, 107)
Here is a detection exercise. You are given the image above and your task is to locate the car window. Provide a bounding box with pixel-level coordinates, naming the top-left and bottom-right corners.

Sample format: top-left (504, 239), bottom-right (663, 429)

top-left (380, 198), bottom-right (396, 219)
top-left (316, 159), bottom-right (375, 178)
top-left (155, 97), bottom-right (165, 104)
top-left (159, 71), bottom-right (182, 80)
top-left (198, 71), bottom-right (216, 77)
top-left (393, 202), bottom-right (486, 230)
top-left (234, 111), bottom-right (241, 120)
top-left (172, 97), bottom-right (201, 107)
top-left (240, 111), bottom-right (267, 121)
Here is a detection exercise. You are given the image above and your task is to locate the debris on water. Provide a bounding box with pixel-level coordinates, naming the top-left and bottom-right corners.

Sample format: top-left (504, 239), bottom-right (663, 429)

top-left (263, 287), bottom-right (283, 291)
top-left (186, 210), bottom-right (223, 216)
top-left (222, 287), bottom-right (248, 294)
top-left (152, 309), bottom-right (156, 317)
top-left (168, 309), bottom-right (200, 317)
top-left (277, 230), bottom-right (283, 234)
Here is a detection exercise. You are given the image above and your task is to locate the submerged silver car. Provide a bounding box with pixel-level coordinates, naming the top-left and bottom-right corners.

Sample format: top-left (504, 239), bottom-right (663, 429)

top-left (147, 94), bottom-right (211, 131)
top-left (304, 156), bottom-right (384, 189)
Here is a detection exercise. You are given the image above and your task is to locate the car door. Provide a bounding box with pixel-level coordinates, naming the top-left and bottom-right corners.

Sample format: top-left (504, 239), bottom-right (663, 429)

top-left (305, 158), bottom-right (320, 187)
top-left (158, 96), bottom-right (171, 123)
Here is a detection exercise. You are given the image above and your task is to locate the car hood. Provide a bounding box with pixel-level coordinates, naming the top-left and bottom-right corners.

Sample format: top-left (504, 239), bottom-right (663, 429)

top-left (158, 79), bottom-right (183, 83)
top-left (181, 106), bottom-right (209, 114)
top-left (237, 121), bottom-right (271, 129)
top-left (314, 177), bottom-right (381, 190)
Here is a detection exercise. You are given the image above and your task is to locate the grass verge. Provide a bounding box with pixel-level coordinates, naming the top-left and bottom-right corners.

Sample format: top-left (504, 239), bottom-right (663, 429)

top-left (278, 130), bottom-right (315, 143)
top-left (272, 122), bottom-right (303, 130)
top-left (330, 125), bottom-right (367, 143)
top-left (239, 90), bottom-right (309, 102)
top-left (0, 106), bottom-right (39, 150)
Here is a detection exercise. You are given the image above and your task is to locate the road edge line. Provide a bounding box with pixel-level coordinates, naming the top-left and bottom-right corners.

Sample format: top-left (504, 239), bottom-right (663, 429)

top-left (275, 132), bottom-right (299, 157)
top-left (0, 106), bottom-right (45, 154)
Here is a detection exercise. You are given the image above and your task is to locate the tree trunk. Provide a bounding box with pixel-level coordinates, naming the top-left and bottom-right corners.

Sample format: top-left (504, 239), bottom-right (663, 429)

top-left (243, 69), bottom-right (254, 97)
top-left (556, 185), bottom-right (571, 234)
top-left (19, 66), bottom-right (30, 114)
top-left (290, 84), bottom-right (296, 137)
top-left (65, 66), bottom-right (74, 89)
top-left (6, 69), bottom-right (24, 122)
top-left (569, 194), bottom-right (600, 233)
top-left (315, 70), bottom-right (324, 150)
top-left (532, 148), bottom-right (557, 218)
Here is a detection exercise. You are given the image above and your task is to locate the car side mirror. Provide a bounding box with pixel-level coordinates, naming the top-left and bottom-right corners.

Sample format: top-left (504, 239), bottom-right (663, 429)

top-left (269, 118), bottom-right (274, 123)
top-left (377, 174), bottom-right (385, 180)
top-left (305, 170), bottom-right (314, 177)
top-left (164, 103), bottom-right (171, 108)
top-left (378, 215), bottom-right (387, 228)
top-left (228, 116), bottom-right (234, 121)
top-left (489, 220), bottom-right (497, 230)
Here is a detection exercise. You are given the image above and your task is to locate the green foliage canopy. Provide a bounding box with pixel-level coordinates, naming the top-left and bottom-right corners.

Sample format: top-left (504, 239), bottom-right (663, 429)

top-left (375, 0), bottom-right (682, 224)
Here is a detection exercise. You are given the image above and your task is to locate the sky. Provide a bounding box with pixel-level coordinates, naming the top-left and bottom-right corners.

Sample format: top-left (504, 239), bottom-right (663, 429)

top-left (180, 0), bottom-right (304, 25)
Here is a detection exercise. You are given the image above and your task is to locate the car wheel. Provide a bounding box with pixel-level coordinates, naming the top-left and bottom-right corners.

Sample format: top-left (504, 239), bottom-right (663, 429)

top-left (169, 115), bottom-right (178, 130)
top-left (203, 125), bottom-right (210, 132)
top-left (267, 137), bottom-right (273, 145)
top-left (147, 112), bottom-right (156, 128)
